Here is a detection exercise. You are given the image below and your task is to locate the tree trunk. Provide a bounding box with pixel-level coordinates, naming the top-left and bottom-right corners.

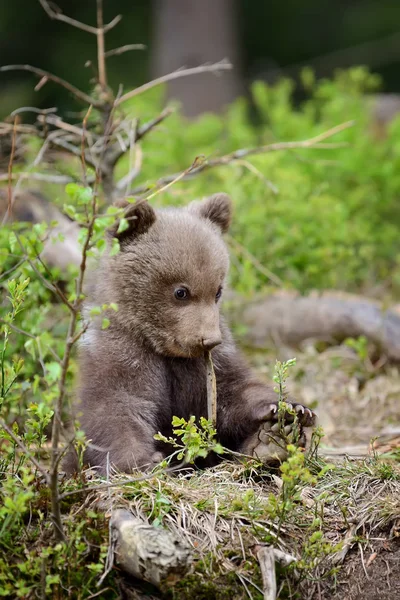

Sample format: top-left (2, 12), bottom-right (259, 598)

top-left (151, 0), bottom-right (242, 117)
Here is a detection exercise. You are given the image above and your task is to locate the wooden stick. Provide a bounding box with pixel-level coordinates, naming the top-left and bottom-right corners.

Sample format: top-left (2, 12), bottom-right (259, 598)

top-left (206, 351), bottom-right (217, 425)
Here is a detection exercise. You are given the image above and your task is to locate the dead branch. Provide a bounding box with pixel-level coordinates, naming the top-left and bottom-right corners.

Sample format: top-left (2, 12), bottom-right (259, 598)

top-left (106, 107), bottom-right (173, 168)
top-left (96, 0), bottom-right (107, 90)
top-left (7, 117), bottom-right (17, 217)
top-left (115, 60), bottom-right (233, 107)
top-left (37, 114), bottom-right (97, 143)
top-left (105, 44), bottom-right (146, 58)
top-left (0, 122), bottom-right (38, 135)
top-left (130, 120), bottom-right (354, 195)
top-left (38, 0), bottom-right (121, 35)
top-left (0, 172), bottom-right (76, 184)
top-left (117, 144), bottom-right (143, 192)
top-left (0, 65), bottom-right (100, 107)
top-left (11, 106), bottom-right (57, 117)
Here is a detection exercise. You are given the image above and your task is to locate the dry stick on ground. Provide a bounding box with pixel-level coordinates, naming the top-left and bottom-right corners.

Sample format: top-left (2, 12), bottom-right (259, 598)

top-left (257, 546), bottom-right (277, 600)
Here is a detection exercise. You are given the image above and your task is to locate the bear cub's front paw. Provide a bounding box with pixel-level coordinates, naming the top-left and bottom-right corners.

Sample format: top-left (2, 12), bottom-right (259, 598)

top-left (242, 402), bottom-right (317, 465)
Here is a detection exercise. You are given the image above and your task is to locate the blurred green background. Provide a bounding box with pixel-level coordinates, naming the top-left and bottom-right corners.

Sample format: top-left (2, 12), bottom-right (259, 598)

top-left (2, 0), bottom-right (400, 118)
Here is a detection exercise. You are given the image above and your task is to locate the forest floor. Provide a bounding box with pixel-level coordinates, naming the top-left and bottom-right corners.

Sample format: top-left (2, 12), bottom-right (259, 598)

top-left (85, 341), bottom-right (400, 600)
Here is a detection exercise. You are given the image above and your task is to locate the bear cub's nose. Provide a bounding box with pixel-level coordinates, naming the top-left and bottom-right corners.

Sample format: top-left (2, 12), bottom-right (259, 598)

top-left (202, 336), bottom-right (222, 351)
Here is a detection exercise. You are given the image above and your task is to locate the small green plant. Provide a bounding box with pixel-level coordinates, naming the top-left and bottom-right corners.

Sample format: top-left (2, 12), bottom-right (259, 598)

top-left (154, 415), bottom-right (225, 464)
top-left (344, 335), bottom-right (369, 361)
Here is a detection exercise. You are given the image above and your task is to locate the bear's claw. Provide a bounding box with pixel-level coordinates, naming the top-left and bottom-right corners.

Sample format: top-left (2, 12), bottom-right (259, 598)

top-left (242, 402), bottom-right (316, 465)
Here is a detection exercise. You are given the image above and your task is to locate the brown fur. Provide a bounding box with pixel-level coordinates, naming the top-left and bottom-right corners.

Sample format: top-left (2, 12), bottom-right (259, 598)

top-left (67, 194), bottom-right (310, 474)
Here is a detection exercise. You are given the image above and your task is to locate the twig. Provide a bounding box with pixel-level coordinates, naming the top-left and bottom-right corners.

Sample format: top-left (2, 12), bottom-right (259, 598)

top-left (6, 117), bottom-right (17, 221)
top-left (228, 236), bottom-right (283, 287)
top-left (0, 122), bottom-right (39, 135)
top-left (106, 107), bottom-right (174, 168)
top-left (130, 120), bottom-right (354, 195)
top-left (81, 106), bottom-right (93, 185)
top-left (39, 0), bottom-right (98, 34)
top-left (38, 0), bottom-right (121, 35)
top-left (236, 159), bottom-right (279, 194)
top-left (96, 0), bottom-right (107, 90)
top-left (105, 44), bottom-right (146, 58)
top-left (10, 106), bottom-right (57, 116)
top-left (145, 155), bottom-right (206, 200)
top-left (206, 351), bottom-right (217, 426)
top-left (136, 107), bottom-right (174, 142)
top-left (0, 258), bottom-right (27, 282)
top-left (0, 172), bottom-right (76, 184)
top-left (0, 65), bottom-right (100, 107)
top-left (38, 114), bottom-right (96, 143)
top-left (103, 16), bottom-right (122, 34)
top-left (0, 418), bottom-right (50, 484)
top-left (116, 60), bottom-right (232, 107)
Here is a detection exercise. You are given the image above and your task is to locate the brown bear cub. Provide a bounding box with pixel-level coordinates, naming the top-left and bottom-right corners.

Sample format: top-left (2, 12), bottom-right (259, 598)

top-left (70, 193), bottom-right (315, 474)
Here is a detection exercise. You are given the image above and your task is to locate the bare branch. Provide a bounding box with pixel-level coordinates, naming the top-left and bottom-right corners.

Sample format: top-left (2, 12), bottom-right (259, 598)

top-left (10, 106), bottom-right (57, 116)
top-left (130, 121), bottom-right (354, 196)
top-left (136, 107), bottom-right (174, 142)
top-left (39, 0), bottom-right (122, 33)
top-left (0, 65), bottom-right (100, 107)
top-left (39, 0), bottom-right (97, 33)
top-left (105, 44), bottom-right (146, 58)
top-left (49, 137), bottom-right (97, 170)
top-left (6, 117), bottom-right (17, 221)
top-left (116, 60), bottom-right (233, 107)
top-left (103, 15), bottom-right (122, 33)
top-left (106, 107), bottom-right (174, 167)
top-left (117, 143), bottom-right (143, 192)
top-left (145, 155), bottom-right (206, 201)
top-left (0, 122), bottom-right (38, 135)
top-left (38, 114), bottom-right (97, 144)
top-left (0, 172), bottom-right (76, 184)
top-left (81, 105), bottom-right (93, 185)
top-left (96, 0), bottom-right (107, 89)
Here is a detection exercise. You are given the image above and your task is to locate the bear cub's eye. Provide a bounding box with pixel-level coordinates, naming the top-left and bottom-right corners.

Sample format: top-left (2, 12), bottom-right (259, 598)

top-left (174, 287), bottom-right (189, 300)
top-left (215, 286), bottom-right (223, 301)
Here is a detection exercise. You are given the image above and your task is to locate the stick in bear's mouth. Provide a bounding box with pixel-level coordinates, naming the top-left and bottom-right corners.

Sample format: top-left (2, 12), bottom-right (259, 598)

top-left (206, 351), bottom-right (217, 425)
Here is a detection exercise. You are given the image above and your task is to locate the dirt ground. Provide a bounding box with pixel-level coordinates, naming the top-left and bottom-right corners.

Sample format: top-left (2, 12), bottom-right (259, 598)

top-left (329, 537), bottom-right (400, 600)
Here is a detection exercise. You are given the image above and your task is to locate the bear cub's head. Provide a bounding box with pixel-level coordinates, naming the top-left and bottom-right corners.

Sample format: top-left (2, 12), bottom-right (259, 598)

top-left (100, 193), bottom-right (232, 358)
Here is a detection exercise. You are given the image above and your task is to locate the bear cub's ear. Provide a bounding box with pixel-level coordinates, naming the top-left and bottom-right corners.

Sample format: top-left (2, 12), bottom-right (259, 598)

top-left (188, 193), bottom-right (232, 233)
top-left (109, 199), bottom-right (156, 241)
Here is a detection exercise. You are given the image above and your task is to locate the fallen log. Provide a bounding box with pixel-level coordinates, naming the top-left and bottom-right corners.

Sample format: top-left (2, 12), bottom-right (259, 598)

top-left (234, 290), bottom-right (400, 361)
top-left (110, 509), bottom-right (192, 589)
